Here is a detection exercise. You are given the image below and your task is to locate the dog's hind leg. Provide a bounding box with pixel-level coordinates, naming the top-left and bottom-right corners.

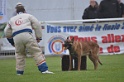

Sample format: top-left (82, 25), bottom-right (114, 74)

top-left (95, 47), bottom-right (103, 65)
top-left (97, 57), bottom-right (102, 65)
top-left (88, 55), bottom-right (98, 70)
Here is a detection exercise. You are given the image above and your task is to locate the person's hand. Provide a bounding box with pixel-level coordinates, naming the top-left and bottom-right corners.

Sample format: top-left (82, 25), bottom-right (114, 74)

top-left (37, 39), bottom-right (41, 43)
top-left (36, 38), bottom-right (42, 43)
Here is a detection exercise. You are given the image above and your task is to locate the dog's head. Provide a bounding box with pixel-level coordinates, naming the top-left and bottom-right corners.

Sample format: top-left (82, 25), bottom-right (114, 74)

top-left (63, 37), bottom-right (74, 50)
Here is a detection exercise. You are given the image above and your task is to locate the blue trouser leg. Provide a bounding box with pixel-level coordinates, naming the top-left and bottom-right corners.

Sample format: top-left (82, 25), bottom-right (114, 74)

top-left (16, 70), bottom-right (24, 75)
top-left (38, 62), bottom-right (48, 72)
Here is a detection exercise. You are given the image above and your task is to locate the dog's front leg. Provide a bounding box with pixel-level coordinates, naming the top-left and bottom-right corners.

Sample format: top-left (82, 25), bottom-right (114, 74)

top-left (68, 55), bottom-right (72, 71)
top-left (78, 55), bottom-right (81, 71)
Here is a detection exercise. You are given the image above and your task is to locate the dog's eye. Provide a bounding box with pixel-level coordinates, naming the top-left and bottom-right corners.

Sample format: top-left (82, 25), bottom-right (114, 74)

top-left (64, 41), bottom-right (68, 43)
top-left (63, 44), bottom-right (67, 47)
top-left (69, 44), bottom-right (72, 46)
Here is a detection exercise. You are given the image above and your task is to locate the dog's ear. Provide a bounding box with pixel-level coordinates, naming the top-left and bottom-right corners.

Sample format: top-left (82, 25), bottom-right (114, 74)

top-left (67, 36), bottom-right (69, 39)
top-left (71, 37), bottom-right (74, 43)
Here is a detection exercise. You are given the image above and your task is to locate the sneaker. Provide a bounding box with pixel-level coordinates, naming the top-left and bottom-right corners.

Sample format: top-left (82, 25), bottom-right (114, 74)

top-left (42, 70), bottom-right (54, 74)
top-left (16, 70), bottom-right (24, 75)
top-left (17, 74), bottom-right (23, 75)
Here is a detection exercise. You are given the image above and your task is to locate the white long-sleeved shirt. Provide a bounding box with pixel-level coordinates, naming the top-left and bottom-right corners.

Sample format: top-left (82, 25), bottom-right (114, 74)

top-left (4, 13), bottom-right (42, 39)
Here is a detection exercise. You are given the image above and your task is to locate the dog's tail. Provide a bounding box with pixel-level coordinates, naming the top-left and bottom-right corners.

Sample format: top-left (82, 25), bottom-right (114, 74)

top-left (98, 58), bottom-right (103, 65)
top-left (95, 46), bottom-right (103, 65)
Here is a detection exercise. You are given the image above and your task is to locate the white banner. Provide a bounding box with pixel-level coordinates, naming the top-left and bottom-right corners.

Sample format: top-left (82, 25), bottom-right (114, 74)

top-left (0, 0), bottom-right (7, 24)
top-left (44, 21), bottom-right (124, 55)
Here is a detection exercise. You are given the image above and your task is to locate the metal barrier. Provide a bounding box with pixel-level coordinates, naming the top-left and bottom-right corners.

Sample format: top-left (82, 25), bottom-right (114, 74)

top-left (0, 50), bottom-right (15, 56)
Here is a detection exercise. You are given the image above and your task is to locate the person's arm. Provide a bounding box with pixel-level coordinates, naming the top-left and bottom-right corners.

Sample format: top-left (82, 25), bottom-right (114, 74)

top-left (4, 22), bottom-right (12, 38)
top-left (4, 22), bottom-right (15, 46)
top-left (116, 1), bottom-right (121, 17)
top-left (82, 8), bottom-right (88, 19)
top-left (29, 15), bottom-right (42, 41)
top-left (98, 1), bottom-right (104, 18)
top-left (121, 3), bottom-right (124, 17)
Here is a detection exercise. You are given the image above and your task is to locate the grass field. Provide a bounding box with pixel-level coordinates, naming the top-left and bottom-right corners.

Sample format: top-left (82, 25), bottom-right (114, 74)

top-left (0, 55), bottom-right (124, 82)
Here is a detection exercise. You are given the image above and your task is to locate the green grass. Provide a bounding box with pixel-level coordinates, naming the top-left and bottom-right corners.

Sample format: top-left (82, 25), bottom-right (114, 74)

top-left (0, 55), bottom-right (124, 82)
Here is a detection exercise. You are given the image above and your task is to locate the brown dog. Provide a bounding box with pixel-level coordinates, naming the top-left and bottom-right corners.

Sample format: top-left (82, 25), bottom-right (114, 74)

top-left (63, 37), bottom-right (102, 71)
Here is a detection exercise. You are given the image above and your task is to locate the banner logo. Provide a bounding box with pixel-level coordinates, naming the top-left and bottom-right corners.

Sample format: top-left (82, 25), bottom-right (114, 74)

top-left (48, 35), bottom-right (66, 54)
top-left (0, 12), bottom-right (3, 20)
